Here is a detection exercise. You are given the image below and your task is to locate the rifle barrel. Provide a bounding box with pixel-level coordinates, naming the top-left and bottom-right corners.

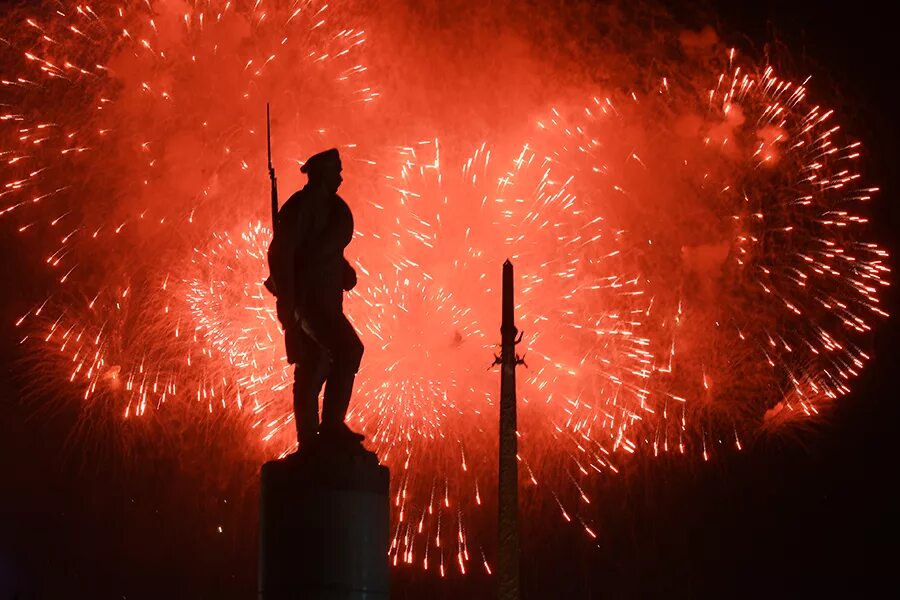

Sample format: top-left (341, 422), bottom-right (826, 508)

top-left (267, 103), bottom-right (278, 227)
top-left (266, 103), bottom-right (272, 168)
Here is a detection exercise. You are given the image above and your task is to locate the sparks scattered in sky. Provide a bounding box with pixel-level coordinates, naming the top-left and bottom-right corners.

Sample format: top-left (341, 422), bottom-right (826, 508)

top-left (1, 0), bottom-right (889, 575)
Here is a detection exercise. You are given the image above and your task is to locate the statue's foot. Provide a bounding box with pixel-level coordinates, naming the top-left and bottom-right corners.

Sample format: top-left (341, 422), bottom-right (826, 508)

top-left (319, 422), bottom-right (365, 444)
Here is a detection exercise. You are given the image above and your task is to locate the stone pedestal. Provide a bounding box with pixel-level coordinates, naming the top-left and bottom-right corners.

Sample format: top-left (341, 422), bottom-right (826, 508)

top-left (259, 445), bottom-right (390, 599)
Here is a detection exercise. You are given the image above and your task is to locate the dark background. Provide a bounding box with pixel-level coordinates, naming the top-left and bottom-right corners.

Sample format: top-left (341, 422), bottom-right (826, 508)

top-left (2, 1), bottom-right (898, 597)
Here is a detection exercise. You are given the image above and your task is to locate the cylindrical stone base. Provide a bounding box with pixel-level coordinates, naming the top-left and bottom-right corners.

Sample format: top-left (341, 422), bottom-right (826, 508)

top-left (259, 447), bottom-right (390, 599)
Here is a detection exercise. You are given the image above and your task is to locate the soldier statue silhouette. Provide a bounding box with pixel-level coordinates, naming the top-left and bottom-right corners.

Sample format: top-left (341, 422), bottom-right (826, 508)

top-left (266, 146), bottom-right (365, 448)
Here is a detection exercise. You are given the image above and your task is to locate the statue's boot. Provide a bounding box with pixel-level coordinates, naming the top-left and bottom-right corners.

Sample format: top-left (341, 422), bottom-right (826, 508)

top-left (320, 368), bottom-right (364, 443)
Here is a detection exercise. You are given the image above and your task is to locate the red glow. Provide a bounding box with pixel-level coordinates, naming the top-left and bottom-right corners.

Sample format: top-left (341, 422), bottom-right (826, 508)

top-left (2, 0), bottom-right (890, 574)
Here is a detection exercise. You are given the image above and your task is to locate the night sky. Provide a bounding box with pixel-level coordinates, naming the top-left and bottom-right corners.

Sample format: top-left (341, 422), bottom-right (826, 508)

top-left (2, 1), bottom-right (898, 598)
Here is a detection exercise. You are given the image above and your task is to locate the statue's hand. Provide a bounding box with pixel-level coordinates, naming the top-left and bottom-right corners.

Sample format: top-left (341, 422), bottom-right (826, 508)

top-left (342, 260), bottom-right (357, 291)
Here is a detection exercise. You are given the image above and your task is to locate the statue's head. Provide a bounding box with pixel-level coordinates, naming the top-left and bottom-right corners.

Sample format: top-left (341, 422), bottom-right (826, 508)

top-left (301, 148), bottom-right (342, 194)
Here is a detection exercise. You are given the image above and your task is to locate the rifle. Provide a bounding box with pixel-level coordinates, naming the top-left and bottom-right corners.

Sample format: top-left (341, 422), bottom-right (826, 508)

top-left (264, 103), bottom-right (279, 296)
top-left (267, 102), bottom-right (278, 227)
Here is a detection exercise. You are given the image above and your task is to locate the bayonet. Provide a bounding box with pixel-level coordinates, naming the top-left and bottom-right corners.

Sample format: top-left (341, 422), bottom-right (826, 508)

top-left (267, 102), bottom-right (278, 228)
top-left (264, 103), bottom-right (279, 297)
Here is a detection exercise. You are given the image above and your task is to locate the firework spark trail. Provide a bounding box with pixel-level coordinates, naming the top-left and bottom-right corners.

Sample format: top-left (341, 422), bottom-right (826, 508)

top-left (529, 56), bottom-right (891, 454)
top-left (359, 140), bottom-right (655, 558)
top-left (1, 0), bottom-right (891, 578)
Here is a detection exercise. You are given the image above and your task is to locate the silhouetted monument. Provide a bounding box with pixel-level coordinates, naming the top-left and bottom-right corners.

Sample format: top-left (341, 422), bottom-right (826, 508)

top-left (267, 145), bottom-right (366, 446)
top-left (260, 111), bottom-right (389, 599)
top-left (495, 259), bottom-right (523, 600)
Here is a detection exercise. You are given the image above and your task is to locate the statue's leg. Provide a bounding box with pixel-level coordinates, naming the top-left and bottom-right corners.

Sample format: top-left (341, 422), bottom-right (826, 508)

top-left (320, 365), bottom-right (357, 429)
top-left (292, 330), bottom-right (329, 446)
top-left (304, 309), bottom-right (364, 433)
